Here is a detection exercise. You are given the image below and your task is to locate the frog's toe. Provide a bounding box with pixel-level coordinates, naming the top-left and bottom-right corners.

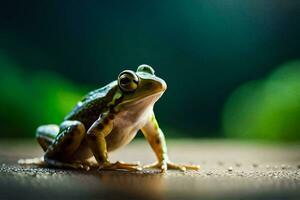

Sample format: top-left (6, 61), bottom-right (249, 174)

top-left (143, 161), bottom-right (184, 172)
top-left (143, 162), bottom-right (167, 172)
top-left (167, 162), bottom-right (200, 171)
top-left (143, 161), bottom-right (200, 172)
top-left (167, 162), bottom-right (186, 171)
top-left (143, 162), bottom-right (160, 169)
top-left (182, 164), bottom-right (201, 170)
top-left (117, 160), bottom-right (141, 166)
top-left (100, 161), bottom-right (142, 171)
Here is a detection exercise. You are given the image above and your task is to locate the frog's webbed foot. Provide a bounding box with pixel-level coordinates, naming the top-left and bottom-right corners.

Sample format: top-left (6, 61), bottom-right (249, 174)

top-left (100, 161), bottom-right (142, 171)
top-left (143, 161), bottom-right (200, 172)
top-left (18, 157), bottom-right (45, 166)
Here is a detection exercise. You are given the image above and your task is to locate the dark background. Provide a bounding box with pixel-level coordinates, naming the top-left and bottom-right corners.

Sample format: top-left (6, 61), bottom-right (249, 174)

top-left (0, 0), bottom-right (300, 140)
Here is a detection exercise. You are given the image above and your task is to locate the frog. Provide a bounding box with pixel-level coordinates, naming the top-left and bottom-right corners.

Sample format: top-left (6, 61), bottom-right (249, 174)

top-left (19, 65), bottom-right (200, 172)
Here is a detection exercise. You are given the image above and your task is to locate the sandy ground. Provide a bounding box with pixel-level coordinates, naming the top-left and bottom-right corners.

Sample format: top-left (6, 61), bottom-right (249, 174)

top-left (0, 139), bottom-right (300, 200)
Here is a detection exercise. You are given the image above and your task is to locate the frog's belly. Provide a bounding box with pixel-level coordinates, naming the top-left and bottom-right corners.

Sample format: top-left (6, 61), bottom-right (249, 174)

top-left (105, 119), bottom-right (145, 152)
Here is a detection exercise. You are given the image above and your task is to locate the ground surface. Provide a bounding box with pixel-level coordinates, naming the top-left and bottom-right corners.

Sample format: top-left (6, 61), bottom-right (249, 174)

top-left (0, 139), bottom-right (300, 200)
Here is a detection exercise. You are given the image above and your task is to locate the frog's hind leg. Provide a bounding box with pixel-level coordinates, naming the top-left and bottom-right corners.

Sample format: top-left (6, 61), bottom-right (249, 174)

top-left (19, 121), bottom-right (89, 170)
top-left (44, 120), bottom-right (91, 170)
top-left (18, 124), bottom-right (60, 166)
top-left (36, 124), bottom-right (60, 151)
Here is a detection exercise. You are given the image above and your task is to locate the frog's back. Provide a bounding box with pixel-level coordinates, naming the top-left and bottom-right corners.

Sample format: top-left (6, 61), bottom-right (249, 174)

top-left (65, 81), bottom-right (118, 128)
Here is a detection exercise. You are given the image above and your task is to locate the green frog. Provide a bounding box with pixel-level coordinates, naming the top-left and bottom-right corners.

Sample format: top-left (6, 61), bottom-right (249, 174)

top-left (19, 65), bottom-right (199, 172)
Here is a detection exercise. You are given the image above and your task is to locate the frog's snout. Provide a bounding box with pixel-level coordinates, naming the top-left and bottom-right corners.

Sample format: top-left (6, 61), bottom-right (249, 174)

top-left (160, 79), bottom-right (167, 91)
top-left (147, 77), bottom-right (167, 93)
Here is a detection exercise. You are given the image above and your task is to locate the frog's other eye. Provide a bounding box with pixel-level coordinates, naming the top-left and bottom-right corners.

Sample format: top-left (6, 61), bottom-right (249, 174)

top-left (137, 64), bottom-right (155, 75)
top-left (118, 70), bottom-right (139, 92)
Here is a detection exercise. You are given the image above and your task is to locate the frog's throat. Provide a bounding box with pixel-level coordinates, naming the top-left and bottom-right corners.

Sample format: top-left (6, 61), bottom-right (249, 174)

top-left (114, 91), bottom-right (163, 112)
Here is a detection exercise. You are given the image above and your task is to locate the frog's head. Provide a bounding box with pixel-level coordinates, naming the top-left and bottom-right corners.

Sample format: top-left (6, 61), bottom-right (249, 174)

top-left (116, 64), bottom-right (167, 107)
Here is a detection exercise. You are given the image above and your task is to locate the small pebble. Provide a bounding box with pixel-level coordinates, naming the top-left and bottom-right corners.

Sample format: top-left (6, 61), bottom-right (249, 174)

top-left (206, 172), bottom-right (212, 176)
top-left (281, 164), bottom-right (286, 170)
top-left (217, 161), bottom-right (224, 166)
top-left (297, 164), bottom-right (300, 169)
top-left (252, 163), bottom-right (258, 168)
top-left (228, 167), bottom-right (233, 172)
top-left (235, 163), bottom-right (241, 167)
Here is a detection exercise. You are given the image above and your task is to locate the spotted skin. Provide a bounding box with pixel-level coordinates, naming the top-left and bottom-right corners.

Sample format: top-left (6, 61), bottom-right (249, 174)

top-left (65, 82), bottom-right (119, 129)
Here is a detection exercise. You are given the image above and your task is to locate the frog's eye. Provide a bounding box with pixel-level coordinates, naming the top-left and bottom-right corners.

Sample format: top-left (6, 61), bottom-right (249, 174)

top-left (137, 64), bottom-right (155, 75)
top-left (118, 70), bottom-right (139, 92)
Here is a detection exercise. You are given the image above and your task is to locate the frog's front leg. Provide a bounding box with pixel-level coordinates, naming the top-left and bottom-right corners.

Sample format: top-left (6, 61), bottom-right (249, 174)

top-left (141, 112), bottom-right (200, 172)
top-left (86, 113), bottom-right (141, 171)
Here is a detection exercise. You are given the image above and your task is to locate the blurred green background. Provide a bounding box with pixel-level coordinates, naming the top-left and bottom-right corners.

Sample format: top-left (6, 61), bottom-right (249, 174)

top-left (0, 1), bottom-right (299, 141)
